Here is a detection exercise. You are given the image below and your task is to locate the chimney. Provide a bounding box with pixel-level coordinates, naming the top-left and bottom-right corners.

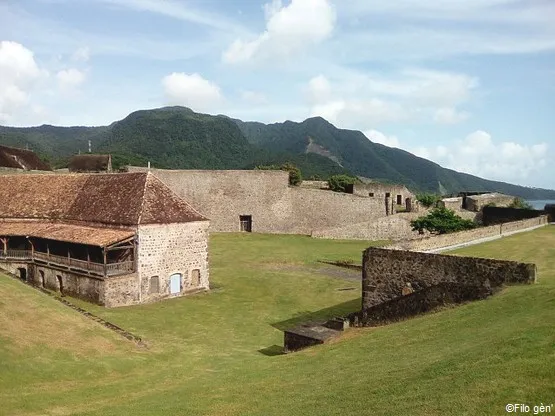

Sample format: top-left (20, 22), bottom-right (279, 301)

top-left (147, 161), bottom-right (151, 170)
top-left (88, 140), bottom-right (92, 153)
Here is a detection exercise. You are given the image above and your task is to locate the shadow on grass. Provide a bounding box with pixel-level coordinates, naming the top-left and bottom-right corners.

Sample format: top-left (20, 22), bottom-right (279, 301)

top-left (271, 298), bottom-right (361, 331)
top-left (258, 345), bottom-right (285, 356)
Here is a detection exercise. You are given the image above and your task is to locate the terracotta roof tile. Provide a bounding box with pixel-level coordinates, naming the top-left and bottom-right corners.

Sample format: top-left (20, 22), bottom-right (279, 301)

top-left (0, 220), bottom-right (134, 247)
top-left (0, 145), bottom-right (51, 171)
top-left (0, 172), bottom-right (207, 226)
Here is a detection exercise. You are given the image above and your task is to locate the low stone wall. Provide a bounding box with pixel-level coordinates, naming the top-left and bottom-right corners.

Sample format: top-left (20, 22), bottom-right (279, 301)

top-left (387, 216), bottom-right (548, 252)
top-left (482, 206), bottom-right (545, 226)
top-left (311, 212), bottom-right (426, 241)
top-left (438, 197), bottom-right (463, 210)
top-left (361, 247), bottom-right (537, 325)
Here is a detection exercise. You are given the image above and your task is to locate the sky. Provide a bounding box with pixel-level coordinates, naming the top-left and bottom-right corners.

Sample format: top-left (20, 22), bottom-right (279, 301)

top-left (1, 0), bottom-right (554, 188)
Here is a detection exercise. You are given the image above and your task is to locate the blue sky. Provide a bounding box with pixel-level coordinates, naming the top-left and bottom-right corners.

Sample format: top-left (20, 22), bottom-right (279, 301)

top-left (0, 0), bottom-right (554, 188)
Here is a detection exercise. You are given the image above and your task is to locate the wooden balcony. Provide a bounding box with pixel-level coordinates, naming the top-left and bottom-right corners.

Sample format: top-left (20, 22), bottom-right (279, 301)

top-left (0, 250), bottom-right (134, 277)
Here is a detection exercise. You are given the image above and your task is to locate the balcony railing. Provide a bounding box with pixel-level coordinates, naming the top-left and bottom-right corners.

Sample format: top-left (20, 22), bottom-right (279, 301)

top-left (0, 250), bottom-right (134, 277)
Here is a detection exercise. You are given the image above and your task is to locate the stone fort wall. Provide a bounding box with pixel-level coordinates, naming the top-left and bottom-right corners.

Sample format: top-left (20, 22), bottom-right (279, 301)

top-left (387, 216), bottom-right (548, 252)
top-left (129, 167), bottom-right (387, 234)
top-left (360, 247), bottom-right (537, 326)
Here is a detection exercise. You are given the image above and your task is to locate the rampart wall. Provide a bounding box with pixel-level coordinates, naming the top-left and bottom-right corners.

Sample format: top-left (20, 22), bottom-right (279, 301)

top-left (360, 247), bottom-right (537, 326)
top-left (129, 167), bottom-right (387, 234)
top-left (387, 216), bottom-right (548, 252)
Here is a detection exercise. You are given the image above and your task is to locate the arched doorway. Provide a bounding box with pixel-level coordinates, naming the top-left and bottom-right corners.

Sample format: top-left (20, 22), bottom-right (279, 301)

top-left (39, 270), bottom-right (45, 287)
top-left (17, 267), bottom-right (27, 281)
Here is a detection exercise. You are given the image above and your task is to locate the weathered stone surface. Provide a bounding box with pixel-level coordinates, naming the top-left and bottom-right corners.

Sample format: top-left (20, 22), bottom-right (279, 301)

top-left (128, 167), bottom-right (389, 234)
top-left (360, 247), bottom-right (537, 325)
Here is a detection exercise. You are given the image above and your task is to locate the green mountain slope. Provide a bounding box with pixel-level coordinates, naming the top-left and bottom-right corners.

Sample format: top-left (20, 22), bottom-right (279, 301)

top-left (1, 106), bottom-right (553, 199)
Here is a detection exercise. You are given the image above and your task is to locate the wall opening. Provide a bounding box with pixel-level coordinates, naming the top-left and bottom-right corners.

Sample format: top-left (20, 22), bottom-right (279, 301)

top-left (18, 267), bottom-right (27, 281)
top-left (39, 270), bottom-right (45, 287)
top-left (385, 192), bottom-right (391, 198)
top-left (149, 276), bottom-right (160, 294)
top-left (170, 273), bottom-right (182, 294)
top-left (368, 192), bottom-right (374, 197)
top-left (396, 195), bottom-right (402, 205)
top-left (240, 215), bottom-right (252, 232)
top-left (192, 269), bottom-right (201, 286)
top-left (57, 275), bottom-right (64, 295)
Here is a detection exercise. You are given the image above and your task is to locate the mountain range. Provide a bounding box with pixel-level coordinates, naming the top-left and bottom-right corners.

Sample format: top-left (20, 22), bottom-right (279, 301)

top-left (1, 106), bottom-right (553, 199)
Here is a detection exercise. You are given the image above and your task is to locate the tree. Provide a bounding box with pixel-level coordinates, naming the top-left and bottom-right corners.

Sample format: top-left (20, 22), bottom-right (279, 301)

top-left (508, 197), bottom-right (533, 210)
top-left (416, 193), bottom-right (441, 208)
top-left (410, 207), bottom-right (476, 235)
top-left (255, 162), bottom-right (302, 186)
top-left (328, 174), bottom-right (358, 192)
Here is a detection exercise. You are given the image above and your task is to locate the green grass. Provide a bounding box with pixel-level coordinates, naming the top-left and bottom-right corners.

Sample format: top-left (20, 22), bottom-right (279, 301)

top-left (1, 230), bottom-right (554, 415)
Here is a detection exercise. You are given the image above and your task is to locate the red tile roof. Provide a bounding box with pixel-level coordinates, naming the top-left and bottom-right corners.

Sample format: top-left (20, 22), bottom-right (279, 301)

top-left (0, 145), bottom-right (52, 171)
top-left (0, 220), bottom-right (135, 247)
top-left (0, 172), bottom-right (207, 226)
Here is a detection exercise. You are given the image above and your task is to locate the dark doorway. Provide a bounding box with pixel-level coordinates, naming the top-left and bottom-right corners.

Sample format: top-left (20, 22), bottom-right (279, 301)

top-left (39, 270), bottom-right (45, 287)
top-left (18, 267), bottom-right (27, 281)
top-left (57, 275), bottom-right (64, 296)
top-left (396, 195), bottom-right (402, 205)
top-left (240, 215), bottom-right (252, 232)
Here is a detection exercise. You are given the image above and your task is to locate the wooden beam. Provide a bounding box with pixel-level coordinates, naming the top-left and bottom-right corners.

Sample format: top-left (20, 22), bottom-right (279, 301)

top-left (105, 244), bottom-right (135, 251)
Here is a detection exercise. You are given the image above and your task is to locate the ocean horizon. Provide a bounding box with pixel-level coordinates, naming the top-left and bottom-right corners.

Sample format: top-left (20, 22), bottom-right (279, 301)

top-left (526, 200), bottom-right (555, 210)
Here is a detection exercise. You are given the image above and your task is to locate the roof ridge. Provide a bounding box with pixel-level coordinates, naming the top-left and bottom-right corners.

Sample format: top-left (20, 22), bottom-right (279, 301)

top-left (137, 172), bottom-right (149, 225)
top-left (148, 173), bottom-right (208, 221)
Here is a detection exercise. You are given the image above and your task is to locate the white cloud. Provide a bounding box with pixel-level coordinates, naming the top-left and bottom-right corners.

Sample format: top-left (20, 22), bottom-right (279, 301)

top-left (71, 46), bottom-right (90, 62)
top-left (162, 72), bottom-right (223, 111)
top-left (0, 41), bottom-right (44, 123)
top-left (223, 0), bottom-right (336, 64)
top-left (433, 107), bottom-right (469, 124)
top-left (305, 70), bottom-right (475, 129)
top-left (240, 90), bottom-right (268, 104)
top-left (364, 129), bottom-right (400, 148)
top-left (57, 68), bottom-right (86, 92)
top-left (412, 130), bottom-right (550, 184)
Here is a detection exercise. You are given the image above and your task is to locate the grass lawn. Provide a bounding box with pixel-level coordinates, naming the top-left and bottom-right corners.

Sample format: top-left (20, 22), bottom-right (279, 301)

top-left (0, 230), bottom-right (554, 415)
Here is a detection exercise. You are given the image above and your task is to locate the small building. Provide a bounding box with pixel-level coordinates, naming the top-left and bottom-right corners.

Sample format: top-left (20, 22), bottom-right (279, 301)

top-left (68, 154), bottom-right (112, 173)
top-left (345, 182), bottom-right (416, 214)
top-left (0, 172), bottom-right (209, 307)
top-left (465, 193), bottom-right (514, 212)
top-left (0, 145), bottom-right (52, 171)
top-left (438, 197), bottom-right (463, 211)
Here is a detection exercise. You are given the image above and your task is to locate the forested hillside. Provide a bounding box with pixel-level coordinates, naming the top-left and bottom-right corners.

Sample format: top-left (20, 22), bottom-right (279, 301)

top-left (1, 106), bottom-right (553, 199)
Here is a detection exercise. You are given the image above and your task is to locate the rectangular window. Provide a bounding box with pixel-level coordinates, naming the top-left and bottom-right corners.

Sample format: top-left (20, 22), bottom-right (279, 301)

top-left (385, 192), bottom-right (391, 198)
top-left (192, 269), bottom-right (201, 286)
top-left (368, 192), bottom-right (374, 197)
top-left (149, 276), bottom-right (159, 294)
top-left (397, 195), bottom-right (403, 205)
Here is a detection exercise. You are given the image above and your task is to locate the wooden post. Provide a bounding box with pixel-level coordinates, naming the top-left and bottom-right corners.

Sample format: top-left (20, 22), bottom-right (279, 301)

top-left (46, 243), bottom-right (50, 264)
top-left (28, 238), bottom-right (34, 259)
top-left (0, 237), bottom-right (7, 256)
top-left (87, 247), bottom-right (91, 275)
top-left (103, 248), bottom-right (107, 277)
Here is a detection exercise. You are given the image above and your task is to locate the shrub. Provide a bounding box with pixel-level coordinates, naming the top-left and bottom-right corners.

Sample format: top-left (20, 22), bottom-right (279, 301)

top-left (508, 197), bottom-right (533, 210)
top-left (328, 174), bottom-right (358, 193)
top-left (256, 162), bottom-right (302, 186)
top-left (416, 193), bottom-right (441, 208)
top-left (410, 207), bottom-right (476, 235)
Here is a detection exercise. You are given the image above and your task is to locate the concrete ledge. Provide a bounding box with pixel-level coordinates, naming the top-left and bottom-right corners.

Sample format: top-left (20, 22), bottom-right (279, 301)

top-left (283, 325), bottom-right (341, 353)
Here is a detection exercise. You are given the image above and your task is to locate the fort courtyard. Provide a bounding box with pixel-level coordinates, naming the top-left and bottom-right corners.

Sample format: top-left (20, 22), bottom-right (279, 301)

top-left (1, 228), bottom-right (554, 415)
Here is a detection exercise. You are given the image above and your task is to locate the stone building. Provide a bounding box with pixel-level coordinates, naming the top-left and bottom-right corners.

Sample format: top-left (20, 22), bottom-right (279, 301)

top-left (68, 154), bottom-right (112, 173)
top-left (0, 144), bottom-right (51, 171)
top-left (464, 192), bottom-right (514, 212)
top-left (346, 182), bottom-right (416, 214)
top-left (0, 172), bottom-right (209, 307)
top-left (127, 167), bottom-right (392, 234)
